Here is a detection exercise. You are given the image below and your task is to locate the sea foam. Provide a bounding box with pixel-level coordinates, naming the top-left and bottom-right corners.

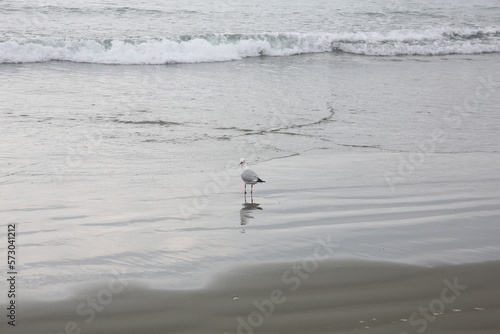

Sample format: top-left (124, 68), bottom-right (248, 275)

top-left (1, 27), bottom-right (498, 64)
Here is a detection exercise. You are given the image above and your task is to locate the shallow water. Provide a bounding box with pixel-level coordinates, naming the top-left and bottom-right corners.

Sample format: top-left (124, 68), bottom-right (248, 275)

top-left (1, 51), bottom-right (500, 298)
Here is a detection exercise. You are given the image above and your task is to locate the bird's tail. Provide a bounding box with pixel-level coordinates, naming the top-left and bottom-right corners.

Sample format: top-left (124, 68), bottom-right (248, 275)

top-left (257, 178), bottom-right (265, 183)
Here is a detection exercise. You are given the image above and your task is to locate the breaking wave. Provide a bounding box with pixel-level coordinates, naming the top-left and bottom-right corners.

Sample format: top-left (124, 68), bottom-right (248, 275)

top-left (1, 27), bottom-right (499, 64)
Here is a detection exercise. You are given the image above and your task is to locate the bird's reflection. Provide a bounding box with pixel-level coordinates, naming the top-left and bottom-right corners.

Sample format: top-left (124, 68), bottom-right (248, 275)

top-left (240, 194), bottom-right (263, 225)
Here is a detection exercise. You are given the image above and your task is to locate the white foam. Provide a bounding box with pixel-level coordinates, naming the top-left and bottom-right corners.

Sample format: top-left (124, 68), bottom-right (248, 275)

top-left (1, 27), bottom-right (498, 64)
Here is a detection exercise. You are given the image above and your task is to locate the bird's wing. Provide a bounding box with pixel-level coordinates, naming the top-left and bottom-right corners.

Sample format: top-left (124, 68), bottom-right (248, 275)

top-left (241, 169), bottom-right (259, 182)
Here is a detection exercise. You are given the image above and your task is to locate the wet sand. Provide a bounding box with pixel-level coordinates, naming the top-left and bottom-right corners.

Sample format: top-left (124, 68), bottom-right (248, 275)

top-left (2, 149), bottom-right (500, 333)
top-left (4, 259), bottom-right (500, 334)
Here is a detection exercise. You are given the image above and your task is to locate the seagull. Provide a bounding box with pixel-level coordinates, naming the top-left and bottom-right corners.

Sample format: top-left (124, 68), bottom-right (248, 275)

top-left (239, 158), bottom-right (265, 194)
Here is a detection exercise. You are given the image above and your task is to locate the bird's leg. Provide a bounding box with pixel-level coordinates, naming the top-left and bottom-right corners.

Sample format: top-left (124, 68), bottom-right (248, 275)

top-left (244, 184), bottom-right (247, 194)
top-left (251, 184), bottom-right (253, 193)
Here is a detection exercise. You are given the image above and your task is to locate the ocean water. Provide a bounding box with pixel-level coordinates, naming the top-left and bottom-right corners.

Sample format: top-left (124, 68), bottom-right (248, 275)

top-left (1, 0), bottom-right (500, 307)
top-left (2, 0), bottom-right (500, 63)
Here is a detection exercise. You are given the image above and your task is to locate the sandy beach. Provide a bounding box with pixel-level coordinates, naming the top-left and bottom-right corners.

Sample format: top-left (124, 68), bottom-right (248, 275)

top-left (5, 259), bottom-right (500, 334)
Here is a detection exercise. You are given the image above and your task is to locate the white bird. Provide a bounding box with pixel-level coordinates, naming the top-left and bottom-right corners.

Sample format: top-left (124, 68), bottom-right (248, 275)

top-left (239, 158), bottom-right (265, 194)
